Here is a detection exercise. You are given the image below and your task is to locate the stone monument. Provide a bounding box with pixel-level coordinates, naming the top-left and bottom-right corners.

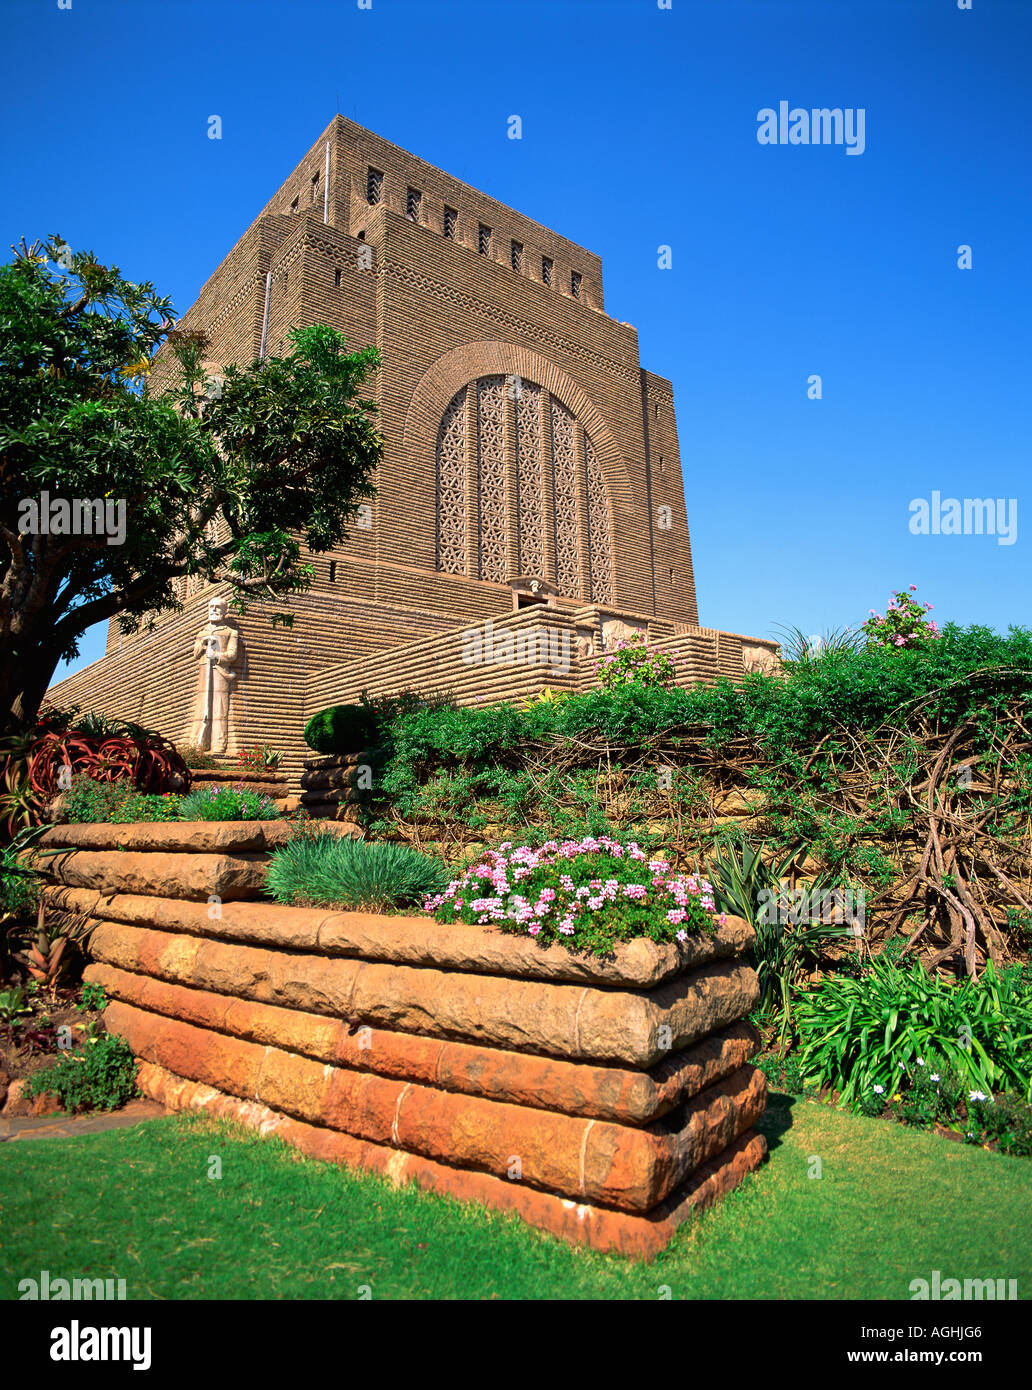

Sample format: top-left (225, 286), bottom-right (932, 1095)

top-left (189, 597), bottom-right (245, 754)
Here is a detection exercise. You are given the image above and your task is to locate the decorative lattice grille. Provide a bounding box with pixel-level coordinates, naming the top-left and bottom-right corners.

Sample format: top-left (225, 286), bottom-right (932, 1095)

top-left (435, 387), bottom-right (467, 574)
top-left (515, 381), bottom-right (543, 577)
top-left (477, 376), bottom-right (507, 582)
top-left (434, 376), bottom-right (612, 598)
top-left (585, 434), bottom-right (612, 603)
top-left (550, 397), bottom-right (580, 597)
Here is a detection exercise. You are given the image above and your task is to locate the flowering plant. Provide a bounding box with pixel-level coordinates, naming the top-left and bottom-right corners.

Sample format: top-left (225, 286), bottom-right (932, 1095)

top-left (425, 836), bottom-right (725, 955)
top-left (861, 587), bottom-right (940, 649)
top-left (593, 634), bottom-right (681, 690)
top-left (236, 743), bottom-right (282, 773)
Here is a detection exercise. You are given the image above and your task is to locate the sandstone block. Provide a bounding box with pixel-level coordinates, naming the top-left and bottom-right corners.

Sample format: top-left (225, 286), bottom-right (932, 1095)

top-left (36, 821), bottom-right (358, 854)
top-left (107, 1000), bottom-right (764, 1210)
top-left (44, 849), bottom-right (267, 900)
top-left (57, 884), bottom-right (752, 989)
top-left (88, 921), bottom-right (759, 1065)
top-left (87, 960), bottom-right (760, 1125)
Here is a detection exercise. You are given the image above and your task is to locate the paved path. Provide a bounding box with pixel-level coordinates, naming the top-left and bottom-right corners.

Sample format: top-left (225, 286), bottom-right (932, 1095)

top-left (0, 1099), bottom-right (167, 1143)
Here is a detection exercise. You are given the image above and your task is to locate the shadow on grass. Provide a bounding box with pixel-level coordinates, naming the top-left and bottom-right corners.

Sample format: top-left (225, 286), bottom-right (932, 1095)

top-left (757, 1087), bottom-right (796, 1154)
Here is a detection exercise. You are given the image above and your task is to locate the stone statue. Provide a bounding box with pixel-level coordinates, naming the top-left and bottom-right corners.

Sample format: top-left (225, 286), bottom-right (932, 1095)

top-left (189, 597), bottom-right (244, 754)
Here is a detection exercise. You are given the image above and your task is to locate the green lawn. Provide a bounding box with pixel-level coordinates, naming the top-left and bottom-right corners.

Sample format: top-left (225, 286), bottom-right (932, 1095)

top-left (2, 1092), bottom-right (1030, 1299)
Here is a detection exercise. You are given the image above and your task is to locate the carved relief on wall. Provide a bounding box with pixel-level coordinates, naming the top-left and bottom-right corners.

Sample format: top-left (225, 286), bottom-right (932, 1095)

top-left (742, 643), bottom-right (782, 676)
top-left (601, 616), bottom-right (648, 650)
top-left (574, 626), bottom-right (597, 661)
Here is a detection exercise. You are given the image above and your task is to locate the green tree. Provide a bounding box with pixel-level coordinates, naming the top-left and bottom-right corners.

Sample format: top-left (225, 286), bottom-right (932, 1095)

top-left (0, 236), bottom-right (381, 734)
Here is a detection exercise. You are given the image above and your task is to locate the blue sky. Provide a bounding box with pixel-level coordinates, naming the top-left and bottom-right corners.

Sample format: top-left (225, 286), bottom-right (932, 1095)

top-left (2, 0), bottom-right (1028, 680)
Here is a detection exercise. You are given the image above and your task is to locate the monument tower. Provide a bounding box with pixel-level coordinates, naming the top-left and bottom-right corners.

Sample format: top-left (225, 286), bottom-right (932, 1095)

top-left (49, 117), bottom-right (777, 777)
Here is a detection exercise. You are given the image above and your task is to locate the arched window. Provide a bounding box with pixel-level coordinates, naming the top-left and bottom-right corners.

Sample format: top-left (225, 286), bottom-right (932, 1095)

top-left (434, 375), bottom-right (612, 603)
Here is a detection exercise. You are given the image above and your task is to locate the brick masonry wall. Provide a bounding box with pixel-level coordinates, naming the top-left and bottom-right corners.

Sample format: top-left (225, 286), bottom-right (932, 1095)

top-left (50, 117), bottom-right (773, 788)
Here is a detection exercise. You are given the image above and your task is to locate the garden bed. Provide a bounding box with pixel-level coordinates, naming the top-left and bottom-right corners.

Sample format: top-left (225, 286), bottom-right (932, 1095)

top-left (33, 820), bottom-right (359, 901)
top-left (36, 821), bottom-right (766, 1257)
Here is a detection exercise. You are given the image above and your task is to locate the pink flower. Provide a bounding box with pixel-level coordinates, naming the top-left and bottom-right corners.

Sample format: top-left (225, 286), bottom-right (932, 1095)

top-left (909, 585), bottom-right (917, 591)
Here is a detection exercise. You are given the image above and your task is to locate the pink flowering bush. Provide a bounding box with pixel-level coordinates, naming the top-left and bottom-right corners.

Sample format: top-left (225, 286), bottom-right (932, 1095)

top-left (425, 835), bottom-right (725, 955)
top-left (861, 587), bottom-right (940, 649)
top-left (594, 634), bottom-right (681, 690)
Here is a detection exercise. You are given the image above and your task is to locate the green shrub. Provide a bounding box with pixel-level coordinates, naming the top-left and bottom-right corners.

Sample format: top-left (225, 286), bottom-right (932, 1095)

top-left (1, 841), bottom-right (39, 919)
top-left (304, 704), bottom-right (376, 755)
top-left (25, 1033), bottom-right (138, 1113)
top-left (358, 625), bottom-right (1032, 839)
top-left (78, 982), bottom-right (108, 1013)
top-left (968, 1091), bottom-right (1032, 1157)
top-left (706, 835), bottom-right (859, 1043)
top-left (265, 833), bottom-right (449, 912)
top-left (177, 743), bottom-right (222, 770)
top-left (176, 784), bottom-right (280, 821)
top-left (66, 776), bottom-right (182, 823)
top-left (0, 985), bottom-right (31, 1025)
top-left (304, 711), bottom-right (372, 756)
top-left (897, 1062), bottom-right (966, 1127)
top-left (428, 836), bottom-right (724, 956)
top-left (304, 691), bottom-right (452, 755)
top-left (794, 953), bottom-right (1032, 1106)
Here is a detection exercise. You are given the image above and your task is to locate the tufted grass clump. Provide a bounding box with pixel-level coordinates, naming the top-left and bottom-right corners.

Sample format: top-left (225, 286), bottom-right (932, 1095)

top-left (265, 833), bottom-right (450, 912)
top-left (176, 784), bottom-right (280, 821)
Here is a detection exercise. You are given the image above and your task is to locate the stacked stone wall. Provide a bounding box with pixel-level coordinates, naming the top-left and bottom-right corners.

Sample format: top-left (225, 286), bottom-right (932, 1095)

top-left (39, 824), bottom-right (766, 1258)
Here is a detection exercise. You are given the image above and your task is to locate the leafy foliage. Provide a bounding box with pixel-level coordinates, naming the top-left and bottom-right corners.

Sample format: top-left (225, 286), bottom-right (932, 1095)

top-left (264, 833), bottom-right (449, 912)
top-left (25, 1031), bottom-right (138, 1113)
top-left (706, 835), bottom-right (859, 1042)
top-left (793, 952), bottom-right (1032, 1104)
top-left (65, 776), bottom-right (182, 823)
top-left (772, 624), bottom-right (863, 665)
top-left (0, 237), bottom-right (382, 735)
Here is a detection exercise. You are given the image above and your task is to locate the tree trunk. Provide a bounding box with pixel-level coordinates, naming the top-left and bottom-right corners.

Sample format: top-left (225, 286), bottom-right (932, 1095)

top-left (1, 639), bottom-right (63, 738)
